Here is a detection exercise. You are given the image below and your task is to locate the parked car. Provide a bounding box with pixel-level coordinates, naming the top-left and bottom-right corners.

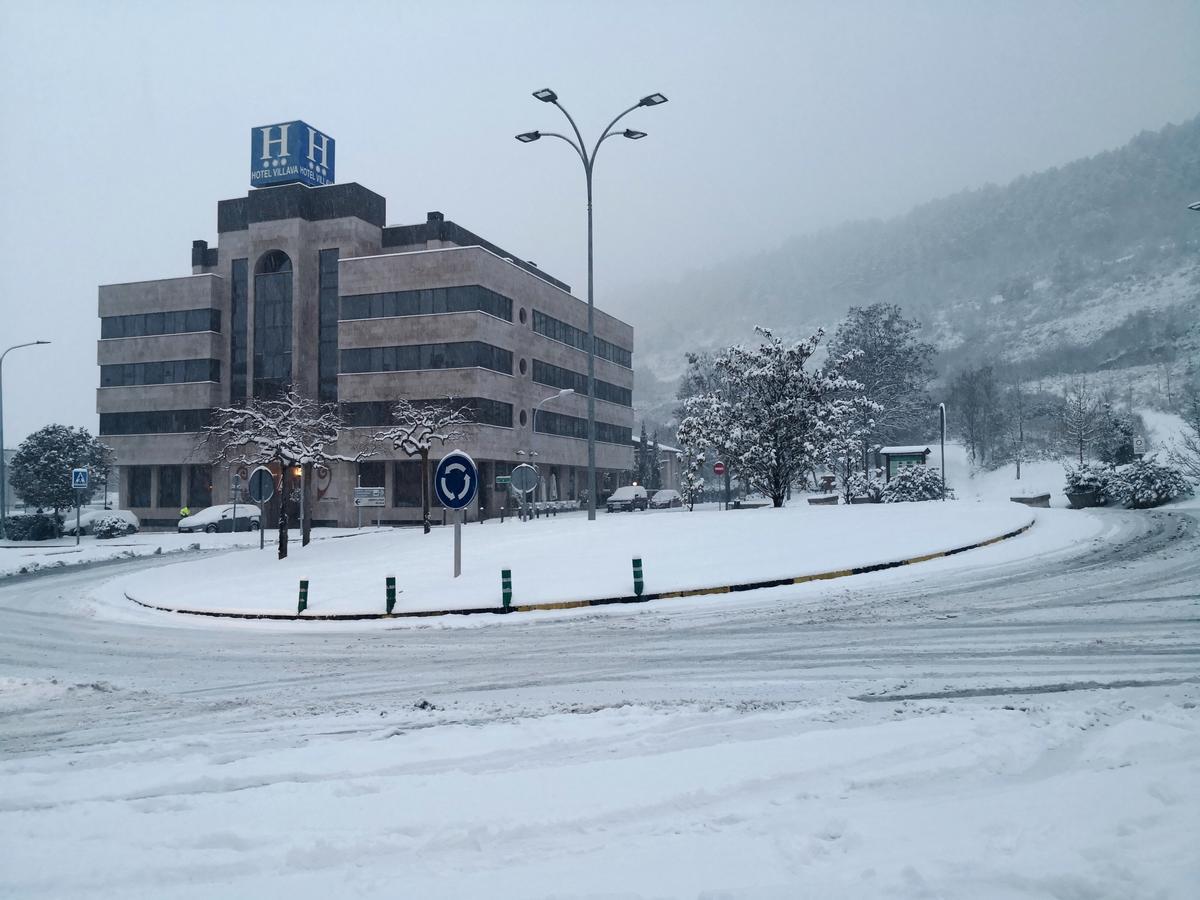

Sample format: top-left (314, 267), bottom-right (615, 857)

top-left (178, 504), bottom-right (261, 533)
top-left (62, 508), bottom-right (140, 536)
top-left (649, 489), bottom-right (683, 509)
top-left (606, 485), bottom-right (648, 512)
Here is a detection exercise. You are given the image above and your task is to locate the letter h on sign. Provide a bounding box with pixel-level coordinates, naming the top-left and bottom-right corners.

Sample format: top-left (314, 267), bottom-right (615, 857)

top-left (251, 121), bottom-right (335, 189)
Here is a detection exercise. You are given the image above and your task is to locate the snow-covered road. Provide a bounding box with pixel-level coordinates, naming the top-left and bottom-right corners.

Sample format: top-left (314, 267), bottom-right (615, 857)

top-left (1, 508), bottom-right (1198, 898)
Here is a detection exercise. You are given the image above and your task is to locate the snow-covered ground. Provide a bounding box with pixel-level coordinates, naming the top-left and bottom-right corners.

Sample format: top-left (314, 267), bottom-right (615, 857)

top-left (2, 501), bottom-right (1197, 898)
top-left (108, 501), bottom-right (1038, 617)
top-left (0, 527), bottom-right (389, 579)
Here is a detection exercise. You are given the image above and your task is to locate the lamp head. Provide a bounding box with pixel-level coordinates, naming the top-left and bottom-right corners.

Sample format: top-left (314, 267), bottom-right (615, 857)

top-left (532, 88), bottom-right (558, 103)
top-left (557, 388), bottom-right (575, 397)
top-left (639, 93), bottom-right (668, 107)
top-left (515, 131), bottom-right (542, 143)
top-left (1189, 201), bottom-right (1200, 211)
top-left (622, 129), bottom-right (647, 140)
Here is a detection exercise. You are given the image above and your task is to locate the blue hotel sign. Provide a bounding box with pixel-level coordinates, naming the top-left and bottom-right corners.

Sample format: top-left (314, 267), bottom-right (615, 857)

top-left (250, 121), bottom-right (335, 188)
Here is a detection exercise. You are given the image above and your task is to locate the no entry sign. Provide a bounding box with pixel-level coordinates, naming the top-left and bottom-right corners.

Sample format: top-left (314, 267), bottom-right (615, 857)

top-left (713, 461), bottom-right (726, 476)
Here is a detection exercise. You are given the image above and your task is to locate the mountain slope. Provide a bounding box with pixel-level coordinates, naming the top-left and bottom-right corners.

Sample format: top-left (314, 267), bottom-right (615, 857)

top-left (627, 115), bottom-right (1200, 417)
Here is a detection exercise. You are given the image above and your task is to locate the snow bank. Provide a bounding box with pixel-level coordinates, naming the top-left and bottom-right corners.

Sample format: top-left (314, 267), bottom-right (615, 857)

top-left (111, 502), bottom-right (1035, 617)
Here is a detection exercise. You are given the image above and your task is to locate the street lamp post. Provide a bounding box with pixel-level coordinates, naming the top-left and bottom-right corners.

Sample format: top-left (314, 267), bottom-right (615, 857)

top-left (938, 402), bottom-right (947, 501)
top-left (524, 388), bottom-right (575, 517)
top-left (517, 88), bottom-right (667, 521)
top-left (0, 341), bottom-right (51, 540)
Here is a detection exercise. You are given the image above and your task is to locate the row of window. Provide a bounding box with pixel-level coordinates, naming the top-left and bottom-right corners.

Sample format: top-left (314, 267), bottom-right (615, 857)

top-left (99, 409), bottom-right (211, 435)
top-left (341, 397), bottom-right (514, 429)
top-left (126, 464), bottom-right (214, 509)
top-left (230, 258), bottom-right (249, 401)
top-left (531, 359), bottom-right (632, 407)
top-left (100, 359), bottom-right (220, 388)
top-left (535, 409), bottom-right (632, 445)
top-left (532, 310), bottom-right (632, 368)
top-left (341, 285), bottom-right (513, 323)
top-left (318, 249), bottom-right (340, 403)
top-left (341, 342), bottom-right (513, 376)
top-left (101, 308), bottom-right (221, 340)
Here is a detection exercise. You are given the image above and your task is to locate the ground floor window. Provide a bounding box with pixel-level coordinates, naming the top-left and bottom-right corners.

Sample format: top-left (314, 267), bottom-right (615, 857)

top-left (358, 460), bottom-right (386, 488)
top-left (127, 466), bottom-right (152, 508)
top-left (158, 466), bottom-right (182, 509)
top-left (187, 465), bottom-right (212, 508)
top-left (393, 460), bottom-right (423, 507)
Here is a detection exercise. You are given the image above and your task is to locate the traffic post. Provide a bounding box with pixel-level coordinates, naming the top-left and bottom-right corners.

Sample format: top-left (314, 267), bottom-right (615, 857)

top-left (385, 576), bottom-right (396, 615)
top-left (713, 461), bottom-right (727, 510)
top-left (231, 473), bottom-right (241, 533)
top-left (248, 466), bottom-right (276, 551)
top-left (71, 468), bottom-right (88, 546)
top-left (434, 450), bottom-right (479, 578)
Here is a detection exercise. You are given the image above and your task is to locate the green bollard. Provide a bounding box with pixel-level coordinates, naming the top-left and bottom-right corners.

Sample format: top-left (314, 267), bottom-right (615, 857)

top-left (632, 557), bottom-right (644, 596)
top-left (386, 576), bottom-right (396, 615)
top-left (501, 568), bottom-right (512, 611)
top-left (298, 579), bottom-right (309, 614)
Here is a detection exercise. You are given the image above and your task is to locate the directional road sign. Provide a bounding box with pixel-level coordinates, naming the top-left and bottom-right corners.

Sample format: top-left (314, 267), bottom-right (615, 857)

top-left (353, 487), bottom-right (386, 507)
top-left (510, 463), bottom-right (538, 495)
top-left (435, 450), bottom-right (479, 510)
top-left (71, 468), bottom-right (89, 489)
top-left (248, 466), bottom-right (276, 503)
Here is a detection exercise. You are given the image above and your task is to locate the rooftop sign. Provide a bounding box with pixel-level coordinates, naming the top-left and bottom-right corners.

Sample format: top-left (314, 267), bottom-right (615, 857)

top-left (250, 121), bottom-right (335, 189)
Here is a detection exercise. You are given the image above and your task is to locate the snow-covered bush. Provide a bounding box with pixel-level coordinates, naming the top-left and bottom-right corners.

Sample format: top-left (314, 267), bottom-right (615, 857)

top-left (847, 468), bottom-right (885, 502)
top-left (2, 513), bottom-right (60, 541)
top-left (1063, 462), bottom-right (1117, 502)
top-left (93, 515), bottom-right (136, 539)
top-left (1112, 459), bottom-right (1193, 509)
top-left (881, 465), bottom-right (951, 502)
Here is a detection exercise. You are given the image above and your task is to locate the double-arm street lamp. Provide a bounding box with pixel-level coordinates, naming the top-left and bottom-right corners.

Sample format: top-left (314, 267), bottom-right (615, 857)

top-left (0, 340), bottom-right (52, 540)
top-left (516, 88), bottom-right (667, 521)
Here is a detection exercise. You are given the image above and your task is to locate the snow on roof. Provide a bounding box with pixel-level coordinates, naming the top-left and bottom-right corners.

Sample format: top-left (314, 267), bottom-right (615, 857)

top-left (879, 445), bottom-right (932, 456)
top-left (631, 434), bottom-right (682, 454)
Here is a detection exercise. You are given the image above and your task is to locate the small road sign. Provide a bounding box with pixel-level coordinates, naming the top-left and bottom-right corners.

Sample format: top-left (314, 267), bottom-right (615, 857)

top-left (435, 451), bottom-right (479, 510)
top-left (71, 468), bottom-right (89, 489)
top-left (713, 461), bottom-right (726, 477)
top-left (353, 487), bottom-right (386, 507)
top-left (495, 475), bottom-right (512, 487)
top-left (1133, 435), bottom-right (1146, 454)
top-left (248, 466), bottom-right (276, 503)
top-left (510, 463), bottom-right (538, 495)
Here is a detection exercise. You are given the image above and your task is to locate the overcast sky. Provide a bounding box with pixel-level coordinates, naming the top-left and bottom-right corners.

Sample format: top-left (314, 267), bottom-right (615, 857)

top-left (1, 0), bottom-right (1197, 444)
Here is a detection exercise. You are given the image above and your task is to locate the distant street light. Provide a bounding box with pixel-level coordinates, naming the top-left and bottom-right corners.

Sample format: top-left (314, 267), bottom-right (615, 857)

top-left (1189, 201), bottom-right (1200, 212)
top-left (516, 89), bottom-right (667, 522)
top-left (938, 402), bottom-right (947, 501)
top-left (0, 341), bottom-right (52, 540)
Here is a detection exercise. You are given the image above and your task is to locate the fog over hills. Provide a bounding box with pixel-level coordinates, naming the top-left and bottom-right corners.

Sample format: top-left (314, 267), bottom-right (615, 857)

top-left (624, 115), bottom-right (1200, 426)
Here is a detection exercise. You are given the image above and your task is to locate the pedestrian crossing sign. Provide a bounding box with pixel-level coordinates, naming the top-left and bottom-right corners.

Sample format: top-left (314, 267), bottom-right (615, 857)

top-left (71, 468), bottom-right (89, 489)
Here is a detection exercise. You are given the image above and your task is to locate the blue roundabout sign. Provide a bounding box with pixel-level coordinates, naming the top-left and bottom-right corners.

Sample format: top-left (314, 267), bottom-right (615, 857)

top-left (434, 450), bottom-right (479, 510)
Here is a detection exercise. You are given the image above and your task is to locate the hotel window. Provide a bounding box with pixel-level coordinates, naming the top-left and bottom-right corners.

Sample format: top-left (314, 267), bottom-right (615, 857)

top-left (253, 250), bottom-right (293, 398)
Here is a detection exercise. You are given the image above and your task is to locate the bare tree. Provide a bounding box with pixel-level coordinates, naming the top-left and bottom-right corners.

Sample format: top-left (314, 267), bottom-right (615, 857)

top-left (1061, 379), bottom-right (1100, 464)
top-left (197, 391), bottom-right (365, 558)
top-left (1006, 376), bottom-right (1028, 480)
top-left (1168, 381), bottom-right (1200, 481)
top-left (373, 398), bottom-right (473, 533)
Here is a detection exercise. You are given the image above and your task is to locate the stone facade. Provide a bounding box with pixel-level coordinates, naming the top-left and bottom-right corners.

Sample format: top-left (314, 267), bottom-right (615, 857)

top-left (97, 182), bottom-right (634, 528)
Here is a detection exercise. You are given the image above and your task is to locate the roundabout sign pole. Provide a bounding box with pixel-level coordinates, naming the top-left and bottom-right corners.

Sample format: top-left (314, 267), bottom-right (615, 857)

top-left (435, 450), bottom-right (479, 578)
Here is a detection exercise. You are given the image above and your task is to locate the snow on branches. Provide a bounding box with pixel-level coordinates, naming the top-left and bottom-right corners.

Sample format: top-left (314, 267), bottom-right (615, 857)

top-left (371, 398), bottom-right (474, 534)
top-left (678, 327), bottom-right (863, 507)
top-left (198, 391), bottom-right (358, 470)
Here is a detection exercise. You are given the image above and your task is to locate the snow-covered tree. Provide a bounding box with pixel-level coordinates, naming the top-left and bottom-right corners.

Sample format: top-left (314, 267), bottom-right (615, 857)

top-left (680, 449), bottom-right (706, 511)
top-left (9, 425), bottom-right (112, 528)
top-left (881, 465), bottom-right (951, 502)
top-left (827, 304), bottom-right (936, 463)
top-left (1061, 379), bottom-right (1100, 464)
top-left (1094, 402), bottom-right (1136, 465)
top-left (648, 432), bottom-right (663, 491)
top-left (679, 327), bottom-right (854, 508)
top-left (197, 391), bottom-right (362, 558)
top-left (822, 392), bottom-right (883, 504)
top-left (372, 398), bottom-right (473, 534)
top-left (635, 422), bottom-right (650, 486)
top-left (1113, 458), bottom-right (1193, 509)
